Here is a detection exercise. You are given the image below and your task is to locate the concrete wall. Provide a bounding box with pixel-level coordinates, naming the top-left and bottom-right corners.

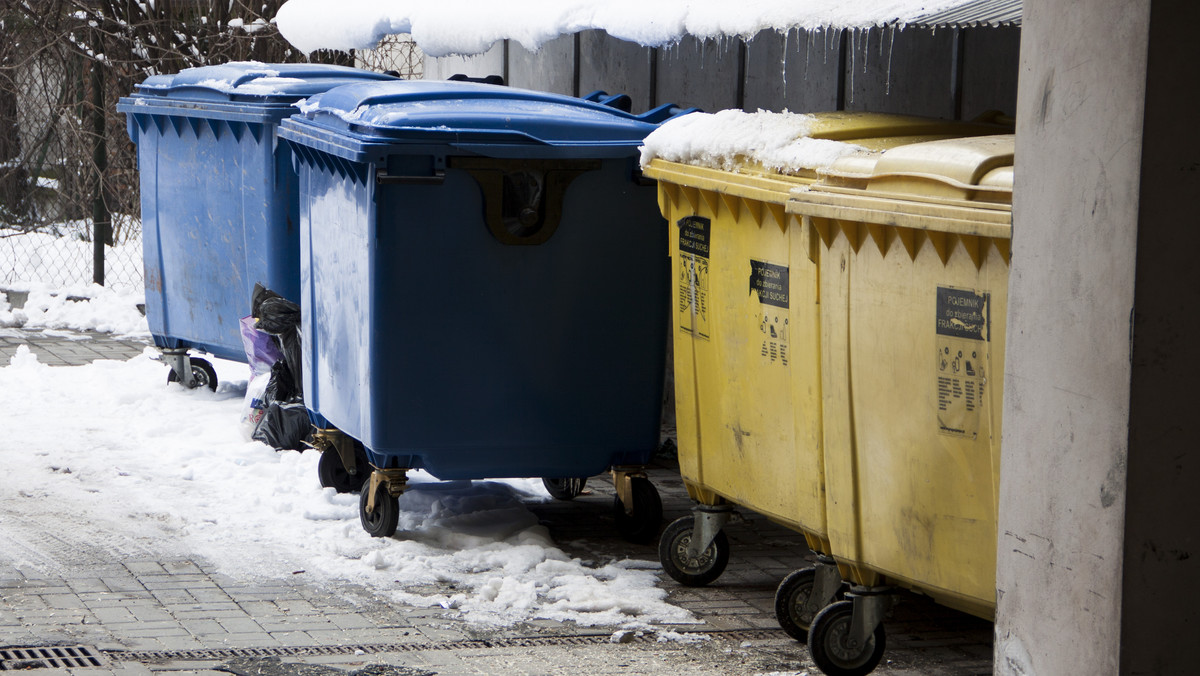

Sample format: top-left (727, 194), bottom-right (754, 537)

top-left (992, 0), bottom-right (1200, 672)
top-left (1118, 2), bottom-right (1200, 673)
top-left (424, 26), bottom-right (1019, 119)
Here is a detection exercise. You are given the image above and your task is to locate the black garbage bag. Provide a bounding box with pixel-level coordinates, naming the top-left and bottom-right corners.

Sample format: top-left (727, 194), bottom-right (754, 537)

top-left (262, 359), bottom-right (298, 404)
top-left (252, 400), bottom-right (312, 451)
top-left (248, 283), bottom-right (313, 452)
top-left (250, 283), bottom-right (303, 397)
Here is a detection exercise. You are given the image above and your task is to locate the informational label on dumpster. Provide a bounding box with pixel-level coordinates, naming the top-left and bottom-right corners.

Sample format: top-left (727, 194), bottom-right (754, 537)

top-left (759, 310), bottom-right (789, 366)
top-left (749, 260), bottom-right (789, 309)
top-left (678, 216), bottom-right (710, 340)
top-left (936, 286), bottom-right (990, 440)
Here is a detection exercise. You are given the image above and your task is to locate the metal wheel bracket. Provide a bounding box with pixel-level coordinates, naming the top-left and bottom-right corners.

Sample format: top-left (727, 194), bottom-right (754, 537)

top-left (611, 467), bottom-right (647, 516)
top-left (846, 586), bottom-right (892, 648)
top-left (804, 561), bottom-right (843, 619)
top-left (365, 468), bottom-right (409, 513)
top-left (685, 505), bottom-right (734, 560)
top-left (162, 348), bottom-right (194, 388)
top-left (311, 428), bottom-right (358, 476)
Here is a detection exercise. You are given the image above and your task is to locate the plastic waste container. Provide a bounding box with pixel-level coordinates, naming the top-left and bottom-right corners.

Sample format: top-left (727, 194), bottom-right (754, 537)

top-left (277, 80), bottom-right (691, 542)
top-left (778, 133), bottom-right (1013, 676)
top-left (643, 112), bottom-right (1011, 673)
top-left (117, 62), bottom-right (395, 390)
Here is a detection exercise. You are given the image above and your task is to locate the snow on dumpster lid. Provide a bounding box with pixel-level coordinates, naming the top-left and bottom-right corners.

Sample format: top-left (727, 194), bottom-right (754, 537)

top-left (132, 62), bottom-right (396, 104)
top-left (274, 0), bottom-right (1019, 57)
top-left (639, 109), bottom-right (1010, 176)
top-left (281, 80), bottom-right (690, 160)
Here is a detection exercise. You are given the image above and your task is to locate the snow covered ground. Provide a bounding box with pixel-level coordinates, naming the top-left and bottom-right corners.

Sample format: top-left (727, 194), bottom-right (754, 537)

top-left (0, 339), bottom-right (698, 636)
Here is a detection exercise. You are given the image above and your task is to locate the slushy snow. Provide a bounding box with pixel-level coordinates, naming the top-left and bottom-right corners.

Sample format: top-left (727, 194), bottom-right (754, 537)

top-left (0, 347), bottom-right (697, 632)
top-left (275, 0), bottom-right (977, 57)
top-left (640, 109), bottom-right (868, 173)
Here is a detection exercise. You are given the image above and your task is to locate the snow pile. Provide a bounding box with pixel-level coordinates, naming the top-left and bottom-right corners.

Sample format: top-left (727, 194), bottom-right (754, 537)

top-left (0, 282), bottom-right (149, 337)
top-left (0, 350), bottom-right (696, 631)
top-left (275, 0), bottom-right (972, 57)
top-left (640, 109), bottom-right (867, 173)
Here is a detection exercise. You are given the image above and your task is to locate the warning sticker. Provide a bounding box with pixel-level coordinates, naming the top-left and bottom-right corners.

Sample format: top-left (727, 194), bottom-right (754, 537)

top-left (678, 216), bottom-right (710, 340)
top-left (936, 287), bottom-right (989, 439)
top-left (749, 260), bottom-right (789, 309)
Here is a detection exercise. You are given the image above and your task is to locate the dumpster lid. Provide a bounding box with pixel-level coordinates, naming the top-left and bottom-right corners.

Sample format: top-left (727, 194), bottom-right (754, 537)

top-left (286, 80), bottom-right (688, 158)
top-left (131, 62), bottom-right (396, 104)
top-left (817, 134), bottom-right (1015, 202)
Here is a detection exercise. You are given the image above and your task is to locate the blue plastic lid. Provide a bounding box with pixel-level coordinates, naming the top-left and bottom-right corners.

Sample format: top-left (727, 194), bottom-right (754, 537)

top-left (281, 80), bottom-right (692, 160)
top-left (131, 62), bottom-right (396, 104)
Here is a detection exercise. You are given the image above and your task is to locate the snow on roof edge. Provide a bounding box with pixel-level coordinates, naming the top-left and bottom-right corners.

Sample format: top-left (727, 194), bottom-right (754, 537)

top-left (274, 0), bottom-right (1019, 59)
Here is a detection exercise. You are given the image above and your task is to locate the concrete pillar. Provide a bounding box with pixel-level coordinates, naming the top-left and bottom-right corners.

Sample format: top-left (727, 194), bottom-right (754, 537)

top-left (997, 0), bottom-right (1199, 673)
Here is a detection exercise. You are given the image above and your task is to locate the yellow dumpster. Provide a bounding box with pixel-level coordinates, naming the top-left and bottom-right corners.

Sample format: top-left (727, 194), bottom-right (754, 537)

top-left (786, 134), bottom-right (1013, 676)
top-left (642, 112), bottom-right (1008, 606)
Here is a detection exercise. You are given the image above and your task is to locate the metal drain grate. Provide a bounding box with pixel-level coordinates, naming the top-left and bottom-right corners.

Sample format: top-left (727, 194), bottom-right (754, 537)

top-left (0, 645), bottom-right (107, 670)
top-left (104, 627), bottom-right (788, 664)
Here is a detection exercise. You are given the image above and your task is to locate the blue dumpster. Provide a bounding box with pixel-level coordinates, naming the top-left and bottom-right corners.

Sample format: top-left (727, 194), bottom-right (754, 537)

top-left (277, 80), bottom-right (692, 541)
top-left (117, 63), bottom-right (395, 389)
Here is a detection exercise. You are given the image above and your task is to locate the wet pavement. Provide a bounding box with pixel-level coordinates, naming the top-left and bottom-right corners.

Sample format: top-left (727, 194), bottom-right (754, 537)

top-left (0, 329), bottom-right (994, 675)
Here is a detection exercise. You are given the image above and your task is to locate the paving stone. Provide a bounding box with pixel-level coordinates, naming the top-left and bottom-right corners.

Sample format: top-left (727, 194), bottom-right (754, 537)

top-left (92, 607), bottom-right (139, 624)
top-left (216, 617), bottom-right (266, 634)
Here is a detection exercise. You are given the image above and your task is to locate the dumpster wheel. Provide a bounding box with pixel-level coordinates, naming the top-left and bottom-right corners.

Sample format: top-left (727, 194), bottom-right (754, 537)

top-left (165, 357), bottom-right (217, 392)
top-left (542, 477), bottom-right (587, 501)
top-left (317, 440), bottom-right (369, 494)
top-left (359, 469), bottom-right (406, 538)
top-left (658, 515), bottom-right (730, 587)
top-left (611, 476), bottom-right (662, 544)
top-left (774, 566), bottom-right (845, 643)
top-left (808, 599), bottom-right (887, 676)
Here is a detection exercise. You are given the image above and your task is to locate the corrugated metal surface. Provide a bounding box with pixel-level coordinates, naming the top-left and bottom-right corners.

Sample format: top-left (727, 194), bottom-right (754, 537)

top-left (906, 0), bottom-right (1022, 28)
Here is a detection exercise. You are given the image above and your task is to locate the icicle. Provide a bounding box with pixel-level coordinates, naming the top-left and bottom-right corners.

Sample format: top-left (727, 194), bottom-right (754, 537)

top-left (885, 26), bottom-right (895, 97)
top-left (781, 28), bottom-right (790, 96)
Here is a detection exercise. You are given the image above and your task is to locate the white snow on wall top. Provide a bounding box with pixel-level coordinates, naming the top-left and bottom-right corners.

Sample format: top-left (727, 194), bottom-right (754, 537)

top-left (274, 0), bottom-right (976, 57)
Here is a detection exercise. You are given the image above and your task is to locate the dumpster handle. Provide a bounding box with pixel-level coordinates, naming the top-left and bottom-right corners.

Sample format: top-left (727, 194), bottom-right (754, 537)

top-left (376, 168), bottom-right (446, 185)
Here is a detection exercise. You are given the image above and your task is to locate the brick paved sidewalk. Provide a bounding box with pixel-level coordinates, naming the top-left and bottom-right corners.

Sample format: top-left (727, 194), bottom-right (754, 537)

top-left (0, 329), bottom-right (994, 676)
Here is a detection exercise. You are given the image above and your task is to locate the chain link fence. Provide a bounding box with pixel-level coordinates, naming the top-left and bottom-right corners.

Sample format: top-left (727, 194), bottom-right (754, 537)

top-left (0, 1), bottom-right (421, 295)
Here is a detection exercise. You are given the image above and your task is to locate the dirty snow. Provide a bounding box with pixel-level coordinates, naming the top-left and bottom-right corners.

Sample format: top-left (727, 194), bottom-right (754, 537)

top-left (0, 348), bottom-right (697, 632)
top-left (275, 0), bottom-right (975, 57)
top-left (640, 109), bottom-right (868, 173)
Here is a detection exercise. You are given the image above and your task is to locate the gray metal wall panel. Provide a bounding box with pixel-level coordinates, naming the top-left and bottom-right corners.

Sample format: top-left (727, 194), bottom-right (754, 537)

top-left (744, 28), bottom-right (842, 113)
top-left (423, 43), bottom-right (506, 82)
top-left (578, 30), bottom-right (654, 113)
top-left (508, 35), bottom-right (576, 95)
top-left (843, 27), bottom-right (957, 118)
top-left (961, 26), bottom-right (1021, 119)
top-left (654, 36), bottom-right (741, 112)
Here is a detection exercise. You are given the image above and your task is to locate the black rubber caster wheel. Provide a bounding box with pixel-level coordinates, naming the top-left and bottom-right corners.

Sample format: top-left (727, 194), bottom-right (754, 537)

top-left (359, 479), bottom-right (399, 538)
top-left (167, 357), bottom-right (218, 391)
top-left (776, 566), bottom-right (846, 642)
top-left (318, 441), bottom-right (370, 493)
top-left (612, 477), bottom-right (662, 544)
top-left (807, 600), bottom-right (887, 676)
top-left (658, 515), bottom-right (730, 587)
top-left (542, 477), bottom-right (587, 500)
